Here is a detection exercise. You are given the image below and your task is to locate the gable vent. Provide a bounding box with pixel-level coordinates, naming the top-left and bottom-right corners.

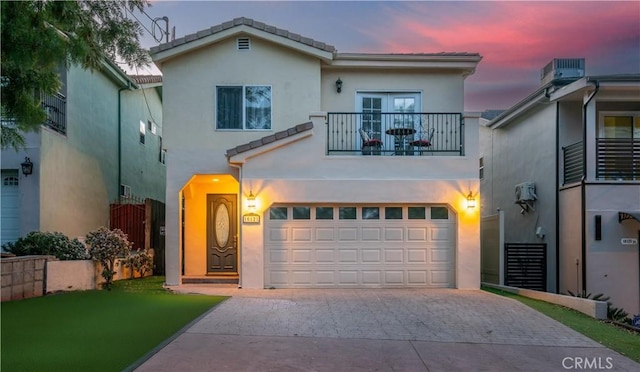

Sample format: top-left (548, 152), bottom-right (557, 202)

top-left (237, 37), bottom-right (251, 50)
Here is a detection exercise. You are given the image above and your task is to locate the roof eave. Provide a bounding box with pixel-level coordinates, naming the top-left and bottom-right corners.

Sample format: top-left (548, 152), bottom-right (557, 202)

top-left (152, 25), bottom-right (335, 66)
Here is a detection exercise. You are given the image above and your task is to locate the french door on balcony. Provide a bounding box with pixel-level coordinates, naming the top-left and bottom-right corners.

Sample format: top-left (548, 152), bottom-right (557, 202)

top-left (357, 93), bottom-right (421, 143)
top-left (597, 113), bottom-right (640, 180)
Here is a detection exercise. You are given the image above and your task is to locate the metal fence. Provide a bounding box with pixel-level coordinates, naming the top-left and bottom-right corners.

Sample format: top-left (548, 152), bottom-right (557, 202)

top-left (504, 243), bottom-right (547, 291)
top-left (326, 112), bottom-right (464, 156)
top-left (596, 138), bottom-right (639, 180)
top-left (41, 92), bottom-right (66, 135)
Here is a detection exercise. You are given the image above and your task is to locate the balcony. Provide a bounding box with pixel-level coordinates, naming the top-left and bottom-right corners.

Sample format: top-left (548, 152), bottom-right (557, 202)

top-left (41, 92), bottom-right (66, 135)
top-left (562, 139), bottom-right (640, 183)
top-left (327, 113), bottom-right (464, 156)
top-left (596, 138), bottom-right (640, 180)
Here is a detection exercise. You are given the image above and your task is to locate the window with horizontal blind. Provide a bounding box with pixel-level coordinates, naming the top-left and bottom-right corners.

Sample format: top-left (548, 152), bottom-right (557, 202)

top-left (216, 85), bottom-right (272, 130)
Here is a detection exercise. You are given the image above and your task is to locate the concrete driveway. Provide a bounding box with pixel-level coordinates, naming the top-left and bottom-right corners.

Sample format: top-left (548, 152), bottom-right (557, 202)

top-left (133, 286), bottom-right (639, 371)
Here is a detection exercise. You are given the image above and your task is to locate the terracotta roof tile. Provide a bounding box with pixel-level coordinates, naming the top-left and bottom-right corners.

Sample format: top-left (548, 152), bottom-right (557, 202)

top-left (226, 121), bottom-right (314, 158)
top-left (128, 75), bottom-right (162, 84)
top-left (151, 17), bottom-right (336, 55)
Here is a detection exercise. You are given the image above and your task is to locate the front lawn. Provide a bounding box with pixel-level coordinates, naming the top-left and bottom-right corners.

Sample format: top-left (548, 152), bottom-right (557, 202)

top-left (1, 276), bottom-right (227, 371)
top-left (483, 286), bottom-right (640, 363)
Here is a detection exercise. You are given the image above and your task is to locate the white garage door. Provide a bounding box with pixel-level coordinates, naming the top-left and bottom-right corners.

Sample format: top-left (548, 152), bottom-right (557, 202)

top-left (264, 205), bottom-right (456, 288)
top-left (1, 170), bottom-right (21, 247)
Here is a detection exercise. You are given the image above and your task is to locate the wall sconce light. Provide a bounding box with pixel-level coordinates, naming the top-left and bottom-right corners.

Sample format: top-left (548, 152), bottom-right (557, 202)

top-left (21, 157), bottom-right (33, 177)
top-left (246, 191), bottom-right (256, 211)
top-left (335, 78), bottom-right (343, 93)
top-left (466, 191), bottom-right (476, 209)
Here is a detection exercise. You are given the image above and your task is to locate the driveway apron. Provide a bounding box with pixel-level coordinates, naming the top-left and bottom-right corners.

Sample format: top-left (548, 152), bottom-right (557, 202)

top-left (133, 287), bottom-right (639, 371)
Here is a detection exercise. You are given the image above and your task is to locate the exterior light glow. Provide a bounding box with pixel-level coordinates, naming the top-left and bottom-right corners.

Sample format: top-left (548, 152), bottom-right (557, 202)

top-left (247, 191), bottom-right (256, 210)
top-left (466, 191), bottom-right (476, 209)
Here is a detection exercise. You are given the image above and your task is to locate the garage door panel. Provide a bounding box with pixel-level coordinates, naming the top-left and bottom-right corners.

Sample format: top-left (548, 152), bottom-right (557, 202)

top-left (315, 249), bottom-right (335, 263)
top-left (292, 271), bottom-right (313, 285)
top-left (408, 249), bottom-right (427, 263)
top-left (362, 271), bottom-right (382, 284)
top-left (269, 228), bottom-right (288, 241)
top-left (361, 249), bottom-right (381, 263)
top-left (339, 271), bottom-right (358, 284)
top-left (384, 249), bottom-right (403, 263)
top-left (384, 271), bottom-right (404, 284)
top-left (291, 249), bottom-right (312, 263)
top-left (431, 248), bottom-right (452, 263)
top-left (430, 227), bottom-right (451, 241)
top-left (292, 228), bottom-right (312, 241)
top-left (408, 270), bottom-right (428, 284)
top-left (407, 227), bottom-right (427, 241)
top-left (384, 228), bottom-right (403, 241)
top-left (265, 205), bottom-right (455, 288)
top-left (431, 270), bottom-right (452, 285)
top-left (338, 228), bottom-right (358, 241)
top-left (361, 227), bottom-right (381, 241)
top-left (339, 249), bottom-right (358, 262)
top-left (316, 271), bottom-right (335, 284)
top-left (268, 249), bottom-right (288, 263)
top-left (315, 228), bottom-right (335, 241)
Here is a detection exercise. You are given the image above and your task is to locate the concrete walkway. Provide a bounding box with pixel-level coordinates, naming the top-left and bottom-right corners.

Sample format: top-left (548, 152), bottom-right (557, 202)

top-left (133, 286), bottom-right (639, 371)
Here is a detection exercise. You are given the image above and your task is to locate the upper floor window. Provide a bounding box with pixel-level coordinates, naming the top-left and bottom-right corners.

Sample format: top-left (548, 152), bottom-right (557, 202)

top-left (139, 121), bottom-right (146, 144)
top-left (600, 113), bottom-right (640, 139)
top-left (216, 85), bottom-right (272, 130)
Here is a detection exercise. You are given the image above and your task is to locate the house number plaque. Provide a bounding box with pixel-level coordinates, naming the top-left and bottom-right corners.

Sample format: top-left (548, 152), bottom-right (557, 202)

top-left (243, 213), bottom-right (260, 224)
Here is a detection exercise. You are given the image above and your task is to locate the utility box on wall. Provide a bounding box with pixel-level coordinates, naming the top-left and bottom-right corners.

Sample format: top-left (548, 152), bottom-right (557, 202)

top-left (515, 182), bottom-right (537, 213)
top-left (515, 182), bottom-right (537, 202)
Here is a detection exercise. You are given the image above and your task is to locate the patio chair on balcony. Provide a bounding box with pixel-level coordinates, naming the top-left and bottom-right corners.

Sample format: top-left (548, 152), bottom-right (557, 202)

top-left (409, 127), bottom-right (435, 155)
top-left (359, 128), bottom-right (383, 155)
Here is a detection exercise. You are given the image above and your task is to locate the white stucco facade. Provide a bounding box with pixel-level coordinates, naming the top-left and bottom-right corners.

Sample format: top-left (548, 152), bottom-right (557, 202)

top-left (152, 17), bottom-right (482, 289)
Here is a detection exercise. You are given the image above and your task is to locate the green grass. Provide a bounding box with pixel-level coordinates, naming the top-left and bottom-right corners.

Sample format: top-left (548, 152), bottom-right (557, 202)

top-left (483, 286), bottom-right (640, 363)
top-left (1, 276), bottom-right (227, 372)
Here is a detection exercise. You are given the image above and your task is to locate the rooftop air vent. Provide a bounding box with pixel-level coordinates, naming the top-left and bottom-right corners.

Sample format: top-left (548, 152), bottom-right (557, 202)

top-left (237, 37), bottom-right (251, 50)
top-left (540, 58), bottom-right (585, 85)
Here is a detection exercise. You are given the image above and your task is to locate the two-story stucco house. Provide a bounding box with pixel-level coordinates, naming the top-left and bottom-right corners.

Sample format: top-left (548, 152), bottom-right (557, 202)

top-left (151, 17), bottom-right (482, 289)
top-left (480, 58), bottom-right (640, 315)
top-left (0, 60), bottom-right (165, 246)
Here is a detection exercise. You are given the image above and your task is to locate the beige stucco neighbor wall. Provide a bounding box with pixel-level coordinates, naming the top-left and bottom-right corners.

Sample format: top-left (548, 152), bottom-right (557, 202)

top-left (46, 260), bottom-right (97, 292)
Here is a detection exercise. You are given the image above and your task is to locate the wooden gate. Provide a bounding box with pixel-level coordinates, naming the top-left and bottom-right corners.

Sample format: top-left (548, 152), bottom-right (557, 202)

top-left (110, 197), bottom-right (165, 274)
top-left (504, 243), bottom-right (547, 291)
top-left (110, 197), bottom-right (145, 250)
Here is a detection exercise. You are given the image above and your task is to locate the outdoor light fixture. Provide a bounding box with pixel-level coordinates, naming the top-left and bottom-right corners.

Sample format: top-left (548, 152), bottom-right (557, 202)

top-left (335, 78), bottom-right (343, 93)
top-left (247, 191), bottom-right (256, 210)
top-left (466, 191), bottom-right (476, 209)
top-left (21, 157), bottom-right (33, 176)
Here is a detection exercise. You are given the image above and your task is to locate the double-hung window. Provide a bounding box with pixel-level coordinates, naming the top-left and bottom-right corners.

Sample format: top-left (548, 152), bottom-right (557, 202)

top-left (216, 85), bottom-right (272, 130)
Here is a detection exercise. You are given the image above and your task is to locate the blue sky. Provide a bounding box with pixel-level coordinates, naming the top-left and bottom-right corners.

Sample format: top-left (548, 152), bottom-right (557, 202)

top-left (133, 1), bottom-right (640, 111)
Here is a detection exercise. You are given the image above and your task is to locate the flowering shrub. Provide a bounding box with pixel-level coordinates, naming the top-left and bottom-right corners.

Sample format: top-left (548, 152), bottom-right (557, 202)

top-left (86, 227), bottom-right (132, 290)
top-left (122, 248), bottom-right (153, 279)
top-left (1, 231), bottom-right (89, 260)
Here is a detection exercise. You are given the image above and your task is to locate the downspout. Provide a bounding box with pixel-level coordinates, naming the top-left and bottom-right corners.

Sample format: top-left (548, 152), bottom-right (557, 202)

top-left (555, 100), bottom-right (560, 294)
top-left (580, 80), bottom-right (599, 295)
top-left (229, 162), bottom-right (243, 289)
top-left (117, 82), bottom-right (132, 196)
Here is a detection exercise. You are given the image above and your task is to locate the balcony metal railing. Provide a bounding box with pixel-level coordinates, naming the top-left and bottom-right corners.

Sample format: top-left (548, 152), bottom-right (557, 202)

top-left (41, 92), bottom-right (66, 135)
top-left (562, 141), bottom-right (583, 184)
top-left (326, 112), bottom-right (464, 156)
top-left (596, 138), bottom-right (640, 180)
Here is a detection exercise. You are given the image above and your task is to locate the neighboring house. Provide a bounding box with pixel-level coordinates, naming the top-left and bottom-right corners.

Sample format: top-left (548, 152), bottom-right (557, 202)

top-left (0, 60), bottom-right (165, 247)
top-left (150, 17), bottom-right (482, 289)
top-left (480, 58), bottom-right (640, 315)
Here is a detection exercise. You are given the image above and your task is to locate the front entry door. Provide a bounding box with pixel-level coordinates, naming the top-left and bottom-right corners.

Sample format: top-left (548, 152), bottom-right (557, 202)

top-left (206, 194), bottom-right (237, 274)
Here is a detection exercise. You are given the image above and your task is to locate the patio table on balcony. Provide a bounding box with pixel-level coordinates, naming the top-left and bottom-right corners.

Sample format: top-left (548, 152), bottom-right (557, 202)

top-left (386, 127), bottom-right (416, 155)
